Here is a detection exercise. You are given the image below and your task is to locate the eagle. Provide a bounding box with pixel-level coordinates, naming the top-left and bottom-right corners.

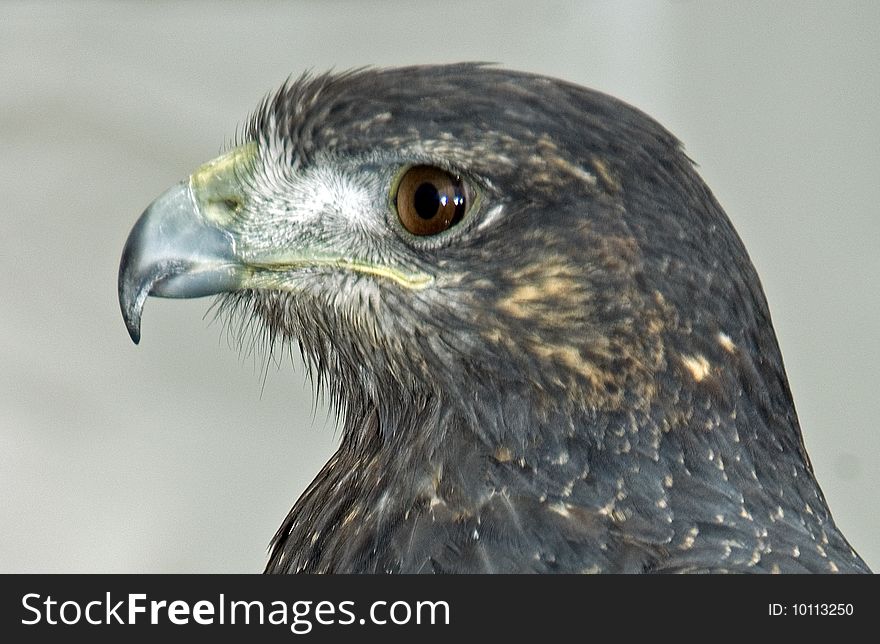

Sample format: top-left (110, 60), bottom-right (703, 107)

top-left (118, 64), bottom-right (870, 573)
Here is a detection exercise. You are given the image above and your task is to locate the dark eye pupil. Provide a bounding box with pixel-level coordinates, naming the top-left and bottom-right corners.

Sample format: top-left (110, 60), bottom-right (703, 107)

top-left (413, 182), bottom-right (441, 219)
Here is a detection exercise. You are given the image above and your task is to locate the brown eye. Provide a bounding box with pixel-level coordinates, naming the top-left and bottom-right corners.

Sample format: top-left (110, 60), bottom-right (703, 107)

top-left (395, 165), bottom-right (470, 236)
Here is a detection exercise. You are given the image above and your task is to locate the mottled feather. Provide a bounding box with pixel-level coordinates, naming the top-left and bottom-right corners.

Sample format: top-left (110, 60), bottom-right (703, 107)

top-left (207, 65), bottom-right (867, 573)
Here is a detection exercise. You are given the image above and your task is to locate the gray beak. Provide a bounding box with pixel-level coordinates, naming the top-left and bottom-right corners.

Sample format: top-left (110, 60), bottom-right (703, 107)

top-left (118, 181), bottom-right (241, 344)
top-left (118, 144), bottom-right (257, 344)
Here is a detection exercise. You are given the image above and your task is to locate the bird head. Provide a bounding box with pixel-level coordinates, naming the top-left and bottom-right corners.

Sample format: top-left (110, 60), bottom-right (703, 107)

top-left (119, 64), bottom-right (781, 443)
top-left (118, 66), bottom-right (874, 574)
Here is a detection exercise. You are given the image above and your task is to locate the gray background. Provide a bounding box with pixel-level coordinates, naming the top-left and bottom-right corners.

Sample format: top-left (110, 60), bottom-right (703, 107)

top-left (1, 1), bottom-right (877, 572)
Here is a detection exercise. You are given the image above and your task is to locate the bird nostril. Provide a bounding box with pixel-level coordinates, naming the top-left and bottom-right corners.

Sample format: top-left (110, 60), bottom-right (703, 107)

top-left (223, 197), bottom-right (242, 212)
top-left (200, 195), bottom-right (246, 224)
top-left (206, 196), bottom-right (243, 216)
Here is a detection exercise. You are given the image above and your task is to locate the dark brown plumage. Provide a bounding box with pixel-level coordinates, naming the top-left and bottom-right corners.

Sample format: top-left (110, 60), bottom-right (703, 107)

top-left (119, 65), bottom-right (870, 573)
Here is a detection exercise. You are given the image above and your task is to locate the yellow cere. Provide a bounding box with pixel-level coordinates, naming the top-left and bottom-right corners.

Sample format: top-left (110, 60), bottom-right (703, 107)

top-left (190, 142), bottom-right (258, 225)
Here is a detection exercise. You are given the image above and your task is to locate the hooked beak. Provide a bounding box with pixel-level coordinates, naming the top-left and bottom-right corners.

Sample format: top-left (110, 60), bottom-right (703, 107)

top-left (118, 144), bottom-right (256, 344)
top-left (118, 141), bottom-right (434, 344)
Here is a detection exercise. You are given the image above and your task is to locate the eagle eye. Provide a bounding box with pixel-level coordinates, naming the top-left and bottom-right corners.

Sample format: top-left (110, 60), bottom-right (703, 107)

top-left (394, 165), bottom-right (470, 236)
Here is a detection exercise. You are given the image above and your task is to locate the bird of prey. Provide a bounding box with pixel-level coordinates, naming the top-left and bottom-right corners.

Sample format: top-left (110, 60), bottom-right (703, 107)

top-left (118, 64), bottom-right (870, 573)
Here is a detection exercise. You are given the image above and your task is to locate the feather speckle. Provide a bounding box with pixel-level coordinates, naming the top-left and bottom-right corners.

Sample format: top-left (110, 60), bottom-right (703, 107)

top-left (121, 65), bottom-right (870, 574)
